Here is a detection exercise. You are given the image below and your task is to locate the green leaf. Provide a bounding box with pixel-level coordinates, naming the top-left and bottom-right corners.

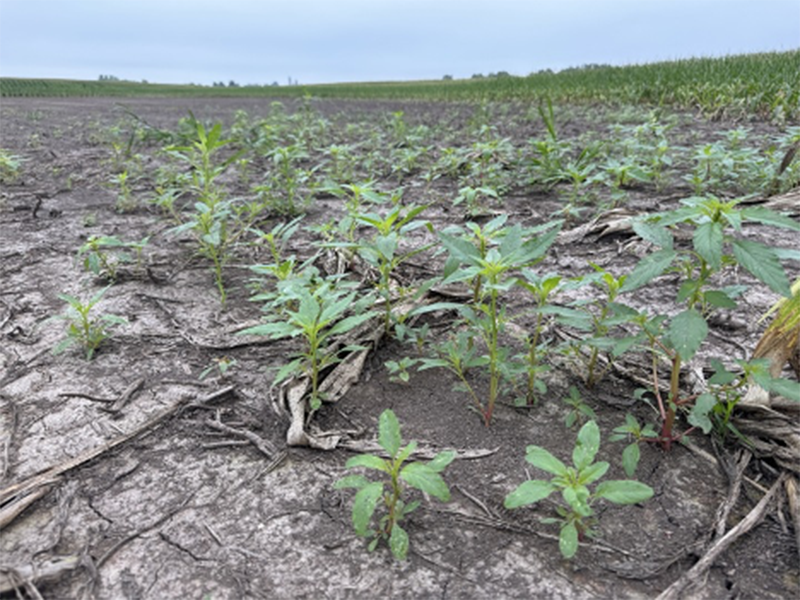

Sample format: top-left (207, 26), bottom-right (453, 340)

top-left (693, 221), bottom-right (724, 270)
top-left (400, 463), bottom-right (450, 501)
top-left (740, 206), bottom-right (800, 231)
top-left (632, 220), bottom-right (673, 249)
top-left (352, 481), bottom-right (384, 536)
top-left (327, 311), bottom-right (377, 337)
top-left (345, 454), bottom-right (390, 473)
top-left (503, 480), bottom-right (557, 508)
top-left (378, 410), bottom-right (402, 457)
top-left (389, 524), bottom-right (409, 561)
top-left (579, 461), bottom-right (609, 485)
top-left (703, 290), bottom-right (737, 309)
top-left (559, 522), bottom-right (579, 559)
top-left (427, 450), bottom-right (456, 473)
top-left (708, 359), bottom-right (737, 385)
top-left (621, 443), bottom-right (640, 478)
top-left (594, 480), bottom-right (654, 504)
top-left (758, 376), bottom-right (800, 402)
top-left (667, 309), bottom-right (708, 360)
top-left (237, 321), bottom-right (297, 338)
top-left (273, 358), bottom-right (303, 385)
top-left (573, 421), bottom-right (601, 470)
top-left (525, 446), bottom-right (568, 476)
top-left (732, 238), bottom-right (792, 297)
top-left (619, 249), bottom-right (677, 293)
top-left (334, 474), bottom-right (371, 490)
top-left (395, 440), bottom-right (418, 466)
top-left (688, 393), bottom-right (717, 434)
top-left (438, 232), bottom-right (482, 265)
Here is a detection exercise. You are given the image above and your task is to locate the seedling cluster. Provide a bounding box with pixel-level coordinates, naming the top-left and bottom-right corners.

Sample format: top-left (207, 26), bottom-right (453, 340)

top-left (37, 90), bottom-right (799, 564)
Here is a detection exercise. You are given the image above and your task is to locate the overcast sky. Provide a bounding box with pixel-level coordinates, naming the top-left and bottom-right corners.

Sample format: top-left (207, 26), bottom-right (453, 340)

top-left (0, 0), bottom-right (798, 86)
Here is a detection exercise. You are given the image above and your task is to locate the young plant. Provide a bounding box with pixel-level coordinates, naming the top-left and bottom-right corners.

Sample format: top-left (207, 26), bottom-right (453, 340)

top-left (335, 409), bottom-right (456, 560)
top-left (609, 413), bottom-right (658, 477)
top-left (165, 115), bottom-right (247, 302)
top-left (504, 420), bottom-right (654, 559)
top-left (512, 271), bottom-right (565, 405)
top-left (561, 386), bottom-right (598, 429)
top-left (238, 270), bottom-right (376, 410)
top-left (435, 220), bottom-right (561, 425)
top-left (558, 265), bottom-right (638, 389)
top-left (0, 149), bottom-right (23, 183)
top-left (620, 194), bottom-right (800, 448)
top-left (49, 286), bottom-right (127, 360)
top-left (352, 203), bottom-right (434, 335)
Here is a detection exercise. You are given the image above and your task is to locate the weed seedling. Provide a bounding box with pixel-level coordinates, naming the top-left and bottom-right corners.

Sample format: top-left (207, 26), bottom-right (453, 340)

top-left (504, 420), bottom-right (653, 559)
top-left (49, 286), bottom-right (127, 360)
top-left (239, 270), bottom-right (377, 410)
top-left (335, 409), bottom-right (455, 560)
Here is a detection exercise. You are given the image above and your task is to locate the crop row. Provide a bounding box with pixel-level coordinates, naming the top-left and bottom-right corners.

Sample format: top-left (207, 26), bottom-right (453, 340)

top-left (2, 49), bottom-right (799, 120)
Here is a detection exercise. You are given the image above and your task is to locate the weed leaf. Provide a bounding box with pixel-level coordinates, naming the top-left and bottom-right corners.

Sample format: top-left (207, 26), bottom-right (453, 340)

top-left (427, 450), bottom-right (457, 473)
top-left (559, 522), bottom-right (579, 559)
top-left (525, 446), bottom-right (568, 476)
top-left (389, 524), bottom-right (409, 560)
top-left (688, 393), bottom-right (717, 434)
top-left (346, 454), bottom-right (390, 473)
top-left (351, 481), bottom-right (383, 536)
top-left (334, 475), bottom-right (370, 490)
top-left (693, 221), bottom-right (724, 270)
top-left (667, 309), bottom-right (707, 360)
top-left (400, 463), bottom-right (450, 501)
top-left (504, 480), bottom-right (557, 508)
top-left (732, 238), bottom-right (792, 297)
top-left (379, 409), bottom-right (402, 456)
top-left (573, 420), bottom-right (601, 469)
top-left (619, 249), bottom-right (677, 293)
top-left (621, 443), bottom-right (640, 478)
top-left (594, 480), bottom-right (654, 504)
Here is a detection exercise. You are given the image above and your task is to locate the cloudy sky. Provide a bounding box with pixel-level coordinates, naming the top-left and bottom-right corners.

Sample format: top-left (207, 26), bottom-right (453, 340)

top-left (0, 0), bottom-right (797, 86)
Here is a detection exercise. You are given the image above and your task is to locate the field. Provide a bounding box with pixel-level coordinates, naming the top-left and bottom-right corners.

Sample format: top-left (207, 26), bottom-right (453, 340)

top-left (1, 87), bottom-right (799, 598)
top-left (2, 50), bottom-right (799, 121)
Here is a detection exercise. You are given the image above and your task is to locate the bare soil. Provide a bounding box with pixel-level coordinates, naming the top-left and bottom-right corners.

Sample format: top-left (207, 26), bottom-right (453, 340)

top-left (1, 97), bottom-right (798, 599)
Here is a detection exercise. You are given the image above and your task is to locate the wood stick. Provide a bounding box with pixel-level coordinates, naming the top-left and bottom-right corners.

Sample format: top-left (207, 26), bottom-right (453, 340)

top-left (656, 473), bottom-right (786, 600)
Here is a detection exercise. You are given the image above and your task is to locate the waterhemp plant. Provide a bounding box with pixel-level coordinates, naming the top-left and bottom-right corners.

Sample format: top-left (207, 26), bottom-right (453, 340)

top-left (335, 409), bottom-right (455, 560)
top-left (504, 420), bottom-right (654, 559)
top-left (166, 115), bottom-right (246, 303)
top-left (424, 219), bottom-right (561, 425)
top-left (351, 202), bottom-right (434, 335)
top-left (49, 286), bottom-right (127, 360)
top-left (239, 269), bottom-right (376, 410)
top-left (619, 194), bottom-right (800, 448)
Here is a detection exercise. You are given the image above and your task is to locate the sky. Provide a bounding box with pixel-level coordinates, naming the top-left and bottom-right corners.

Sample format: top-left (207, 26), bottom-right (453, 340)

top-left (0, 0), bottom-right (798, 86)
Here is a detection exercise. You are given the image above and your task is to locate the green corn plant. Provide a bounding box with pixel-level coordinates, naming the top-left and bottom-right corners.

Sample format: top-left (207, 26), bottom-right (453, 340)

top-left (49, 286), bottom-right (127, 360)
top-left (504, 420), bottom-right (654, 559)
top-left (335, 409), bottom-right (455, 561)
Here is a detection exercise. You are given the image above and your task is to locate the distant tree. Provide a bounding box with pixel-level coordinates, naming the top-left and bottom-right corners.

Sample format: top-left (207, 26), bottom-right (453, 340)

top-left (442, 74), bottom-right (453, 81)
top-left (471, 73), bottom-right (484, 79)
top-left (495, 71), bottom-right (511, 78)
top-left (271, 81), bottom-right (280, 87)
top-left (228, 80), bottom-right (239, 87)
